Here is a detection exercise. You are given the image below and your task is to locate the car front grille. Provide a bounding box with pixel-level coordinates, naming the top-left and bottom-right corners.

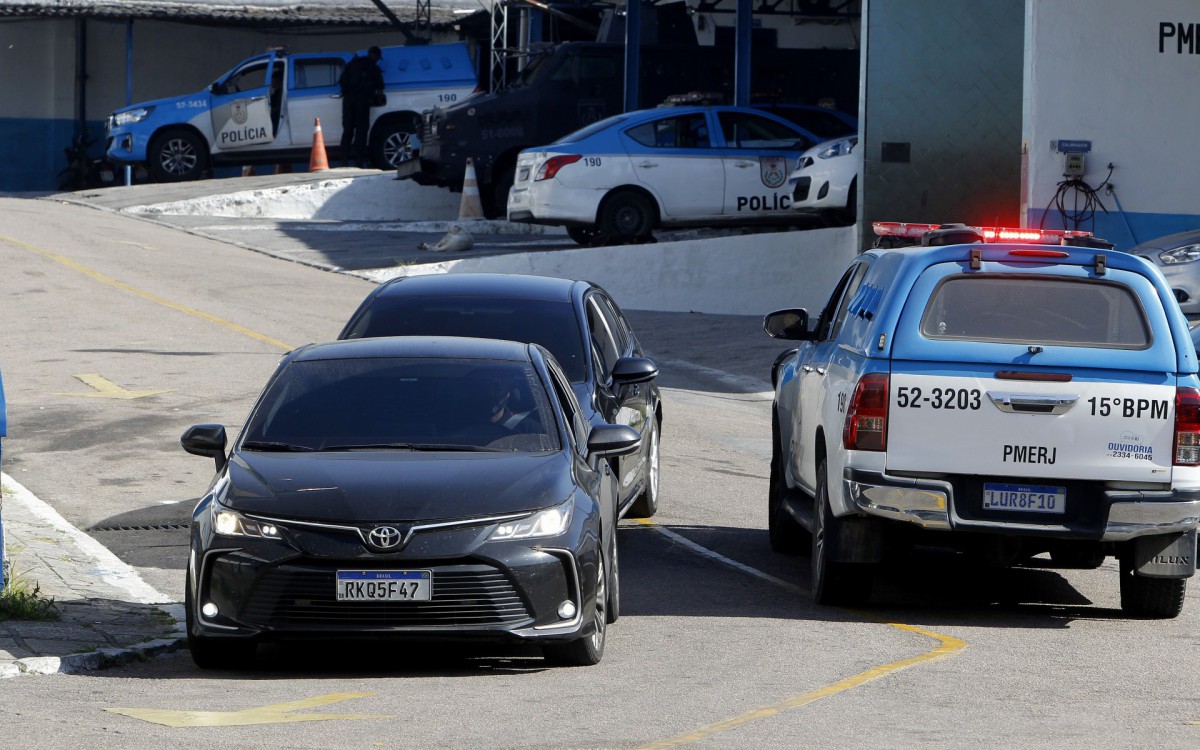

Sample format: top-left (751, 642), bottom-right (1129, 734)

top-left (238, 562), bottom-right (533, 630)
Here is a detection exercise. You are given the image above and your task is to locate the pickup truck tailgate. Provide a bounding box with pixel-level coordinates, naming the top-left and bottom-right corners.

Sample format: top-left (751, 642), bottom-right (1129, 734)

top-left (886, 371), bottom-right (1175, 483)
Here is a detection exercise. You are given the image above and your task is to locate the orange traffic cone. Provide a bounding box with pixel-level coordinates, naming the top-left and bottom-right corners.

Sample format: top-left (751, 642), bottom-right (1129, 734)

top-left (309, 117), bottom-right (329, 172)
top-left (457, 157), bottom-right (484, 220)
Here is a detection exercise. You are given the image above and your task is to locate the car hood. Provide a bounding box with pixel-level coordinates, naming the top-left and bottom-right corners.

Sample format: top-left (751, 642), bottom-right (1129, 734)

top-left (224, 450), bottom-right (574, 522)
top-left (1129, 229), bottom-right (1200, 254)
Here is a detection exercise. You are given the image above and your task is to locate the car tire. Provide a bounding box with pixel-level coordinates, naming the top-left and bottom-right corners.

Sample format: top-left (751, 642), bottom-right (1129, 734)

top-left (1119, 560), bottom-right (1187, 619)
top-left (606, 531), bottom-right (620, 624)
top-left (811, 458), bottom-right (872, 606)
top-left (185, 569), bottom-right (256, 669)
top-left (599, 190), bottom-right (655, 242)
top-left (543, 555), bottom-right (606, 666)
top-left (768, 411), bottom-right (807, 555)
top-left (370, 113), bottom-right (421, 169)
top-left (147, 129), bottom-right (208, 182)
top-left (627, 418), bottom-right (659, 518)
top-left (567, 226), bottom-right (609, 247)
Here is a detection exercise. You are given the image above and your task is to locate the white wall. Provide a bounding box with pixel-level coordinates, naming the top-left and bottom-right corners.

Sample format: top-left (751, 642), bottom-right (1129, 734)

top-left (371, 227), bottom-right (859, 316)
top-left (1023, 0), bottom-right (1200, 246)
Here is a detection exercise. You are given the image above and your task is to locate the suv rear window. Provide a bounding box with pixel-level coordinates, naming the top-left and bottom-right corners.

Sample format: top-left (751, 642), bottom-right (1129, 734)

top-left (920, 276), bottom-right (1150, 349)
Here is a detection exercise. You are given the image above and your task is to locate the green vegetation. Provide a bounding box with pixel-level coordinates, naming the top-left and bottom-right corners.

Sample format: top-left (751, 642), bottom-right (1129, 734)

top-left (0, 561), bottom-right (60, 622)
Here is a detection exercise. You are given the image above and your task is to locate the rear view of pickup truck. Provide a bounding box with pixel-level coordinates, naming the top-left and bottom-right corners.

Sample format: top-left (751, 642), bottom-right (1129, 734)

top-left (764, 223), bottom-right (1199, 618)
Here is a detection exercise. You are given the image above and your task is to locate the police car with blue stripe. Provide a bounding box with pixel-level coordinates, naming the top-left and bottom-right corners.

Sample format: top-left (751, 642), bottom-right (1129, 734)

top-left (765, 222), bottom-right (1200, 618)
top-left (506, 104), bottom-right (819, 246)
top-left (106, 44), bottom-right (476, 182)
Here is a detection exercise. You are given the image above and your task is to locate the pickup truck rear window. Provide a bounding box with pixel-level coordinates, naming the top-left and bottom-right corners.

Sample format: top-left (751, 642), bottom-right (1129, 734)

top-left (920, 276), bottom-right (1150, 349)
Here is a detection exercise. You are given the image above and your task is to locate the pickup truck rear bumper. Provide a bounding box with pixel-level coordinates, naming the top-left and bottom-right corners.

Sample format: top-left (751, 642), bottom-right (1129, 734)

top-left (844, 468), bottom-right (1200, 541)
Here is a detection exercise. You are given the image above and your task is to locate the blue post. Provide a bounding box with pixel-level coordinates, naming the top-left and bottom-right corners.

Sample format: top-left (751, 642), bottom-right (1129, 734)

top-left (734, 0), bottom-right (751, 107)
top-left (0, 368), bottom-right (7, 589)
top-left (623, 0), bottom-right (641, 112)
top-left (124, 19), bottom-right (133, 186)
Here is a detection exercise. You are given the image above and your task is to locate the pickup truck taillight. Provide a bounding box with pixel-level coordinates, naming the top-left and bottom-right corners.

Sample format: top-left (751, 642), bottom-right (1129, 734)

top-left (844, 373), bottom-right (889, 451)
top-left (1173, 387), bottom-right (1200, 465)
top-left (535, 155), bottom-right (581, 181)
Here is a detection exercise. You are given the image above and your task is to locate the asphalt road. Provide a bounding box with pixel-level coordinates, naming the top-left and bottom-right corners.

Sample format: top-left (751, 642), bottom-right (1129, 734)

top-left (1, 197), bottom-right (1198, 749)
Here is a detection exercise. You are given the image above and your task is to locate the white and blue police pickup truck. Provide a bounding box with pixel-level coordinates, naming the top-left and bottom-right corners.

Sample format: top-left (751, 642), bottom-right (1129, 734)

top-left (105, 44), bottom-right (477, 181)
top-left (764, 222), bottom-right (1199, 618)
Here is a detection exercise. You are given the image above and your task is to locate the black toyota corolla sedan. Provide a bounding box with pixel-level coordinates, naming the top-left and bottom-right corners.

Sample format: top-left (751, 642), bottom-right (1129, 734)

top-left (180, 336), bottom-right (644, 669)
top-left (339, 273), bottom-right (663, 519)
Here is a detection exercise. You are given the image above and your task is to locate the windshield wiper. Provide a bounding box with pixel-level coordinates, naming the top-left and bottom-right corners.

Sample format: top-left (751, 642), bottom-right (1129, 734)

top-left (322, 442), bottom-right (508, 453)
top-left (241, 441), bottom-right (316, 452)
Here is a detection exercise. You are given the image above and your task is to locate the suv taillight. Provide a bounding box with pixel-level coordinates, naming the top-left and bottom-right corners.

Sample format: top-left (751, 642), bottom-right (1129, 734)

top-left (535, 155), bottom-right (581, 181)
top-left (1173, 387), bottom-right (1200, 465)
top-left (844, 373), bottom-right (889, 451)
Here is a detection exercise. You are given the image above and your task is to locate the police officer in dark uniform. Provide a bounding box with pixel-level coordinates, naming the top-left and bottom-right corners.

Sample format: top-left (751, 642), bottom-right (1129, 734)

top-left (338, 46), bottom-right (384, 167)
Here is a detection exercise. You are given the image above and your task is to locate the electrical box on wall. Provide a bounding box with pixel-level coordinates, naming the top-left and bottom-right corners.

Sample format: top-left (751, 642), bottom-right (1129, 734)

top-left (1063, 152), bottom-right (1085, 176)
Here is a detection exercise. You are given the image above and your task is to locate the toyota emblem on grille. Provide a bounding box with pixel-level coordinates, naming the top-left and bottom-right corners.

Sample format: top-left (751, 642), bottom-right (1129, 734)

top-left (367, 525), bottom-right (404, 550)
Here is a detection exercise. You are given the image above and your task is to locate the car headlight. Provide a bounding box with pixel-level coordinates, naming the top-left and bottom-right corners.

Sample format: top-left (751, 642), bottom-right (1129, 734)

top-left (817, 137), bottom-right (858, 159)
top-left (113, 107), bottom-right (154, 126)
top-left (212, 503), bottom-right (282, 539)
top-left (488, 498), bottom-right (574, 541)
top-left (1159, 244), bottom-right (1200, 264)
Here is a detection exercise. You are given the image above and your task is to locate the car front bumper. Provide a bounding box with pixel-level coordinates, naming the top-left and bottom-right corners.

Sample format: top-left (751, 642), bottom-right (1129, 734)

top-left (843, 468), bottom-right (1200, 542)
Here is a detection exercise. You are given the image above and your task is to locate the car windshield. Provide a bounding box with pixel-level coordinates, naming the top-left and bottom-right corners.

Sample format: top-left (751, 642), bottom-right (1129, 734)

top-left (342, 296), bottom-right (588, 382)
top-left (241, 357), bottom-right (560, 453)
top-left (921, 276), bottom-right (1150, 349)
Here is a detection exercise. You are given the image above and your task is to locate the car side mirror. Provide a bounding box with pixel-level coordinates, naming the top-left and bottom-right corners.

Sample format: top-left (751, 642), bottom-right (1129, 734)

top-left (181, 424), bottom-right (228, 472)
top-left (210, 82), bottom-right (227, 96)
top-left (612, 356), bottom-right (658, 387)
top-left (586, 424), bottom-right (641, 457)
top-left (763, 309), bottom-right (814, 340)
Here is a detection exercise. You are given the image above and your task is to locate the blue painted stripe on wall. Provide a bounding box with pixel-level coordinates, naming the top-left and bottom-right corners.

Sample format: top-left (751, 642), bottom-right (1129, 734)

top-left (0, 118), bottom-right (106, 192)
top-left (1029, 208), bottom-right (1200, 252)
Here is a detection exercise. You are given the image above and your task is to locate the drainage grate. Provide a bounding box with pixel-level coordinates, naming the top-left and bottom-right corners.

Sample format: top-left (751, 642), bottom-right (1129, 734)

top-left (89, 523), bottom-right (191, 532)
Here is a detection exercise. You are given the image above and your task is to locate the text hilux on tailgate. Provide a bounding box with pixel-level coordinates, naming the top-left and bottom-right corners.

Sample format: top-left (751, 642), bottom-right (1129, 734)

top-left (764, 222), bottom-right (1199, 618)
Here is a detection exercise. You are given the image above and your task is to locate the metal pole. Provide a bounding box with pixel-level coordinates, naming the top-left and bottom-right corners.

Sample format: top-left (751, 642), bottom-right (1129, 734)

top-left (124, 20), bottom-right (133, 186)
top-left (623, 0), bottom-right (641, 112)
top-left (734, 0), bottom-right (751, 107)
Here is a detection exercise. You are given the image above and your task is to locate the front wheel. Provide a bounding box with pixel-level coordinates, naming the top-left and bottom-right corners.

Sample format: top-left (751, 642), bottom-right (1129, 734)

top-left (599, 190), bottom-right (655, 242)
top-left (543, 556), bottom-right (607, 666)
top-left (768, 412), bottom-right (806, 555)
top-left (371, 113), bottom-right (422, 169)
top-left (147, 129), bottom-right (208, 182)
top-left (627, 419), bottom-right (659, 518)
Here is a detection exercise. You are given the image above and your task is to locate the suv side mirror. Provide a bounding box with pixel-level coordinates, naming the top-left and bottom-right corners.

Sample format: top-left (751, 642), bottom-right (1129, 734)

top-left (181, 424), bottom-right (228, 471)
top-left (586, 424), bottom-right (641, 457)
top-left (763, 309), bottom-right (814, 341)
top-left (612, 356), bottom-right (658, 387)
top-left (210, 82), bottom-right (227, 96)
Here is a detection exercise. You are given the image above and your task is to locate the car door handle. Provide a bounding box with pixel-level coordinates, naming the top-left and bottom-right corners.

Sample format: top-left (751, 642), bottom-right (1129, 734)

top-left (637, 161), bottom-right (659, 168)
top-left (247, 95), bottom-right (267, 102)
top-left (733, 161), bottom-right (755, 168)
top-left (987, 392), bottom-right (1078, 415)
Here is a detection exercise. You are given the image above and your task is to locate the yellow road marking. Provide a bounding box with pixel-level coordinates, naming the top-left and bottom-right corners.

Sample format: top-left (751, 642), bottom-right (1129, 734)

top-left (1, 234), bottom-right (293, 352)
top-left (59, 373), bottom-right (172, 400)
top-left (631, 518), bottom-right (968, 749)
top-left (106, 691), bottom-right (392, 727)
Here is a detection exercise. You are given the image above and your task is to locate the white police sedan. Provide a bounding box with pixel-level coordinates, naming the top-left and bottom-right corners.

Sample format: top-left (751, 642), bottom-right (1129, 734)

top-left (786, 134), bottom-right (858, 224)
top-left (507, 106), bottom-right (818, 246)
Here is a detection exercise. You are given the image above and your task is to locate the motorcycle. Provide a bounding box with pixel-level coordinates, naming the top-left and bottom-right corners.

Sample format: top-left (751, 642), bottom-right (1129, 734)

top-left (55, 135), bottom-right (129, 191)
